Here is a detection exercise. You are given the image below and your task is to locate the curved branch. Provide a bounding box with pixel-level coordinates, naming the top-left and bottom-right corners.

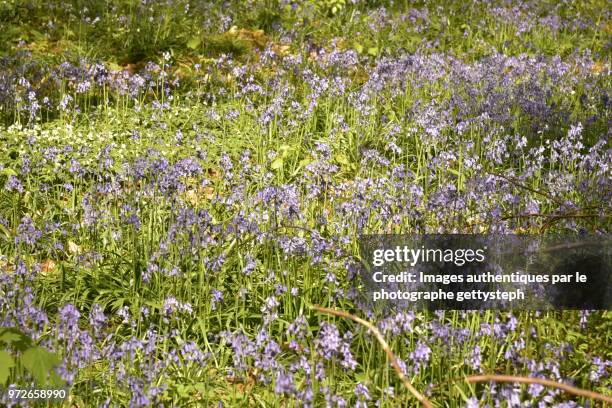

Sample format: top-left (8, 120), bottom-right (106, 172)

top-left (311, 305), bottom-right (433, 408)
top-left (464, 374), bottom-right (612, 403)
top-left (311, 306), bottom-right (611, 405)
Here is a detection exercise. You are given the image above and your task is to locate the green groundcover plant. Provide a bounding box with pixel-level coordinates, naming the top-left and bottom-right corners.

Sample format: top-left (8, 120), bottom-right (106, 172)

top-left (0, 0), bottom-right (610, 406)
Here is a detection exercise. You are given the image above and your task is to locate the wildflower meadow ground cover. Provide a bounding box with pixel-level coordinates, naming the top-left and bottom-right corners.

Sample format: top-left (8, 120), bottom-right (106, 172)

top-left (0, 0), bottom-right (610, 406)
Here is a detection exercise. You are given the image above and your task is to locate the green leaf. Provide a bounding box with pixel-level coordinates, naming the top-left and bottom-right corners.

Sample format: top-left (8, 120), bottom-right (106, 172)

top-left (355, 372), bottom-right (369, 383)
top-left (0, 328), bottom-right (32, 351)
top-left (353, 43), bottom-right (364, 54)
top-left (334, 154), bottom-right (350, 165)
top-left (0, 168), bottom-right (17, 176)
top-left (20, 346), bottom-right (60, 386)
top-left (270, 157), bottom-right (284, 170)
top-left (0, 350), bottom-right (15, 384)
top-left (176, 383), bottom-right (194, 397)
top-left (448, 168), bottom-right (461, 177)
top-left (107, 61), bottom-right (122, 71)
top-left (279, 144), bottom-right (293, 155)
top-left (298, 158), bottom-right (312, 168)
top-left (367, 47), bottom-right (378, 56)
top-left (144, 300), bottom-right (162, 311)
top-left (0, 328), bottom-right (23, 345)
top-left (194, 382), bottom-right (208, 393)
top-left (187, 36), bottom-right (201, 50)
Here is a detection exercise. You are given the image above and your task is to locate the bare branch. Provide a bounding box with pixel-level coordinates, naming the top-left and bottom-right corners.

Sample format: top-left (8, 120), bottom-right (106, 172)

top-left (311, 306), bottom-right (612, 406)
top-left (464, 374), bottom-right (612, 403)
top-left (311, 305), bottom-right (433, 408)
top-left (501, 212), bottom-right (609, 220)
top-left (488, 171), bottom-right (563, 205)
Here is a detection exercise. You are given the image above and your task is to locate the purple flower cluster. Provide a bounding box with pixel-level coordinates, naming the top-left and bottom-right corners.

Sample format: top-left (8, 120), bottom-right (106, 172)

top-left (0, 1), bottom-right (609, 406)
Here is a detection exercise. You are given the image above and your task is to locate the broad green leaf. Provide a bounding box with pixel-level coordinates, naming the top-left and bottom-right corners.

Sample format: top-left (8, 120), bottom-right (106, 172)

top-left (20, 346), bottom-right (60, 385)
top-left (144, 300), bottom-right (162, 310)
top-left (271, 157), bottom-right (284, 170)
top-left (367, 47), bottom-right (378, 56)
top-left (187, 36), bottom-right (201, 50)
top-left (298, 158), bottom-right (312, 168)
top-left (0, 168), bottom-right (17, 176)
top-left (0, 328), bottom-right (32, 351)
top-left (194, 382), bottom-right (208, 393)
top-left (0, 328), bottom-right (23, 344)
top-left (279, 144), bottom-right (292, 153)
top-left (354, 43), bottom-right (364, 54)
top-left (355, 372), bottom-right (368, 383)
top-left (334, 154), bottom-right (350, 165)
top-left (0, 350), bottom-right (14, 384)
top-left (107, 61), bottom-right (122, 71)
top-left (448, 168), bottom-right (461, 177)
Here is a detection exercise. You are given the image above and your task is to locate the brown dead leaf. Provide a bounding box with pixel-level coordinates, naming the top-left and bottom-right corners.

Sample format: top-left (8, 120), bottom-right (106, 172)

top-left (334, 38), bottom-right (348, 50)
top-left (207, 168), bottom-right (220, 179)
top-left (591, 61), bottom-right (608, 74)
top-left (202, 186), bottom-right (215, 200)
top-left (184, 189), bottom-right (198, 206)
top-left (182, 186), bottom-right (216, 205)
top-left (226, 370), bottom-right (257, 394)
top-left (68, 240), bottom-right (80, 255)
top-left (273, 44), bottom-right (291, 56)
top-left (41, 259), bottom-right (57, 274)
top-left (351, 67), bottom-right (370, 84)
top-left (122, 63), bottom-right (141, 75)
top-left (0, 258), bottom-right (12, 273)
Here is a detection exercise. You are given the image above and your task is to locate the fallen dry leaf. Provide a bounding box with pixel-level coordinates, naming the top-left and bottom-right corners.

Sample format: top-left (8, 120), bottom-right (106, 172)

top-left (41, 259), bottom-right (57, 274)
top-left (68, 240), bottom-right (80, 255)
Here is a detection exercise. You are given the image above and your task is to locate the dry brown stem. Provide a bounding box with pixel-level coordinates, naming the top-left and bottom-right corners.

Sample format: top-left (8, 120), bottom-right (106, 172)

top-left (312, 306), bottom-right (612, 406)
top-left (465, 374), bottom-right (612, 403)
top-left (312, 305), bottom-right (433, 408)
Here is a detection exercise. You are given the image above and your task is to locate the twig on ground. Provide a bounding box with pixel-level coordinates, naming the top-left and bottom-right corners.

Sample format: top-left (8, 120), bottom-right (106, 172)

top-left (488, 171), bottom-right (563, 205)
top-left (311, 305), bottom-right (433, 408)
top-left (501, 212), bottom-right (609, 220)
top-left (464, 374), bottom-right (612, 403)
top-left (312, 306), bottom-right (612, 406)
top-left (500, 211), bottom-right (609, 233)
